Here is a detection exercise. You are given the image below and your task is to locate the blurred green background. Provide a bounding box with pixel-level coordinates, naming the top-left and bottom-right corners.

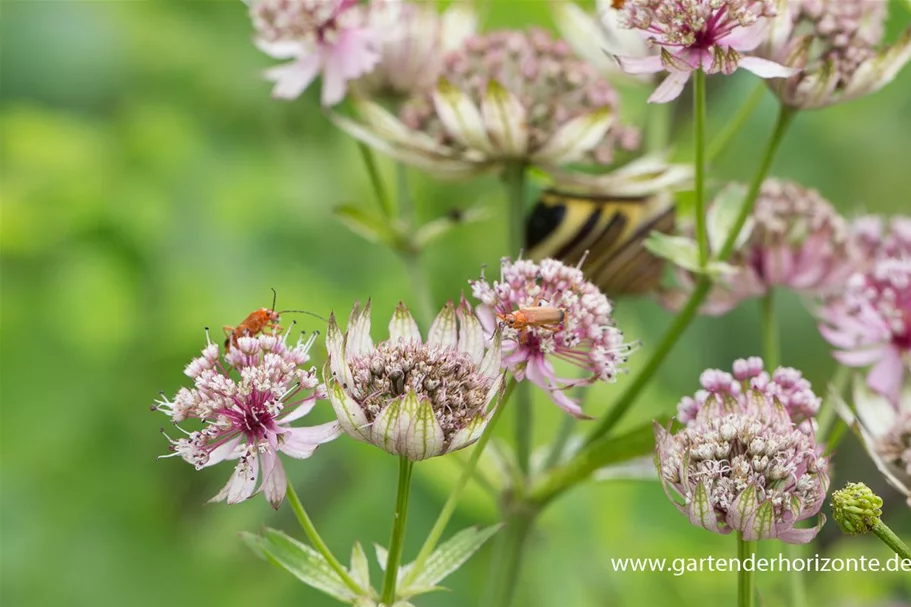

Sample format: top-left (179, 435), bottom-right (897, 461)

top-left (3, 1), bottom-right (911, 606)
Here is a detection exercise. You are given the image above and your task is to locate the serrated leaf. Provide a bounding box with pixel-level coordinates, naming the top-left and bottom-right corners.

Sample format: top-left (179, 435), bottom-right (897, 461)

top-left (350, 542), bottom-right (373, 595)
top-left (334, 205), bottom-right (396, 246)
top-left (404, 525), bottom-right (502, 594)
top-left (260, 528), bottom-right (357, 602)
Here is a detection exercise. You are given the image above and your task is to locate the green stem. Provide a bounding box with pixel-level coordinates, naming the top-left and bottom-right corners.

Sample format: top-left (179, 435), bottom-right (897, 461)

top-left (584, 279), bottom-right (711, 446)
top-left (543, 414), bottom-right (577, 470)
top-left (693, 68), bottom-right (709, 268)
top-left (707, 82), bottom-right (765, 164)
top-left (481, 509), bottom-right (537, 607)
top-left (760, 289), bottom-right (779, 368)
top-left (786, 543), bottom-right (807, 607)
top-left (737, 533), bottom-right (757, 607)
top-left (403, 379), bottom-right (516, 587)
top-left (380, 457), bottom-right (415, 606)
top-left (357, 141), bottom-right (394, 218)
top-left (872, 519), bottom-right (911, 561)
top-left (285, 480), bottom-right (365, 596)
top-left (583, 104), bottom-right (796, 449)
top-left (502, 162), bottom-right (532, 476)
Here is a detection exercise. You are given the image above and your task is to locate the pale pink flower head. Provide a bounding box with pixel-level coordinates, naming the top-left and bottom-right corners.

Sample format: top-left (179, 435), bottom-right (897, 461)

top-left (851, 215), bottom-right (911, 263)
top-left (677, 356), bottom-right (822, 434)
top-left (615, 0), bottom-right (795, 103)
top-left (819, 257), bottom-right (911, 406)
top-left (153, 330), bottom-right (340, 509)
top-left (356, 0), bottom-right (477, 99)
top-left (325, 299), bottom-right (506, 460)
top-left (332, 28), bottom-right (639, 178)
top-left (661, 180), bottom-right (856, 316)
top-left (656, 359), bottom-right (829, 542)
top-left (250, 0), bottom-right (380, 105)
top-left (762, 0), bottom-right (911, 109)
top-left (469, 257), bottom-right (633, 418)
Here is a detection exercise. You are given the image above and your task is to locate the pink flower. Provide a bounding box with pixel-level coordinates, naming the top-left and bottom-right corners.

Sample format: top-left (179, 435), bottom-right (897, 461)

top-left (677, 356), bottom-right (822, 434)
top-left (154, 331), bottom-right (340, 508)
top-left (656, 364), bottom-right (829, 542)
top-left (851, 215), bottom-right (911, 263)
top-left (469, 257), bottom-right (633, 418)
top-left (616, 0), bottom-right (796, 102)
top-left (819, 257), bottom-right (911, 406)
top-left (250, 0), bottom-right (380, 105)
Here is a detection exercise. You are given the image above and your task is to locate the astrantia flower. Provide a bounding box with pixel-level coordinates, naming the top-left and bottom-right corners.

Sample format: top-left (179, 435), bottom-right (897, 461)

top-left (356, 0), bottom-right (476, 99)
top-left (469, 257), bottom-right (633, 418)
top-left (662, 180), bottom-right (856, 315)
top-left (615, 0), bottom-right (795, 103)
top-left (325, 299), bottom-right (505, 460)
top-left (251, 0), bottom-right (380, 105)
top-left (656, 363), bottom-right (829, 542)
top-left (332, 28), bottom-right (639, 178)
top-left (154, 331), bottom-right (340, 508)
top-left (819, 257), bottom-right (911, 405)
top-left (676, 356), bottom-right (821, 433)
top-left (835, 380), bottom-right (911, 507)
top-left (851, 215), bottom-right (911, 262)
top-left (551, 0), bottom-right (654, 81)
top-left (762, 0), bottom-right (911, 109)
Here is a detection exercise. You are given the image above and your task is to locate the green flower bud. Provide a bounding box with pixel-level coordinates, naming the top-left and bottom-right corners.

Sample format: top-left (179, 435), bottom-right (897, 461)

top-left (831, 482), bottom-right (883, 535)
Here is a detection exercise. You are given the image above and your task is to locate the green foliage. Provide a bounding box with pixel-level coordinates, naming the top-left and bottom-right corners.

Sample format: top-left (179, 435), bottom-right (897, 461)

top-left (3, 1), bottom-right (911, 607)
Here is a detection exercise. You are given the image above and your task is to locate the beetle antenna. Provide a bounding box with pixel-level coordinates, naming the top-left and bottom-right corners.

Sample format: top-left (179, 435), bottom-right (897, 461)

top-left (278, 310), bottom-right (329, 323)
top-left (270, 287), bottom-right (278, 312)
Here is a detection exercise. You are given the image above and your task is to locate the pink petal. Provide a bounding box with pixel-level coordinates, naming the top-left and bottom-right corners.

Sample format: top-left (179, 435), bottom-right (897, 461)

top-left (724, 20), bottom-right (770, 52)
top-left (278, 422), bottom-right (342, 459)
top-left (615, 54), bottom-right (663, 74)
top-left (738, 56), bottom-right (797, 79)
top-left (648, 71), bottom-right (691, 103)
top-left (276, 395), bottom-right (318, 424)
top-left (833, 345), bottom-right (887, 368)
top-left (259, 448), bottom-right (287, 509)
top-left (266, 56), bottom-right (322, 100)
top-left (320, 28), bottom-right (380, 106)
top-left (866, 348), bottom-right (906, 404)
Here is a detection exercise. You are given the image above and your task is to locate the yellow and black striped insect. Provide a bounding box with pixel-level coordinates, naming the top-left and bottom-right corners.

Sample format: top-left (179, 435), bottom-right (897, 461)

top-left (526, 190), bottom-right (675, 296)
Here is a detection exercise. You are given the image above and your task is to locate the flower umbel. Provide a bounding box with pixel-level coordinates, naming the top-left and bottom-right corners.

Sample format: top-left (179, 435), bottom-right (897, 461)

top-left (332, 29), bottom-right (638, 178)
top-left (851, 215), bottom-right (911, 262)
top-left (656, 361), bottom-right (829, 542)
top-left (616, 0), bottom-right (794, 103)
top-left (762, 0), bottom-right (911, 109)
top-left (326, 299), bottom-right (505, 460)
top-left (154, 330), bottom-right (340, 509)
top-left (251, 0), bottom-right (380, 105)
top-left (661, 179), bottom-right (856, 316)
top-left (819, 257), bottom-right (911, 405)
top-left (676, 356), bottom-right (822, 433)
top-left (470, 257), bottom-right (633, 418)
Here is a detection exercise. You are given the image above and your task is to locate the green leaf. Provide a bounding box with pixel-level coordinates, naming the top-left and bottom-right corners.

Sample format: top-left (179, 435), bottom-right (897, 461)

top-left (706, 183), bottom-right (752, 254)
top-left (259, 528), bottom-right (357, 602)
top-left (645, 231), bottom-right (739, 278)
top-left (239, 531), bottom-right (268, 561)
top-left (349, 542), bottom-right (373, 596)
top-left (334, 205), bottom-right (396, 246)
top-left (404, 525), bottom-right (502, 595)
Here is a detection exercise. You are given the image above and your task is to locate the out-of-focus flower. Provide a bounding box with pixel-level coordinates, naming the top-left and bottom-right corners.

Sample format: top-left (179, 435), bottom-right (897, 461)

top-left (325, 299), bottom-right (505, 460)
top-left (831, 482), bottom-right (883, 535)
top-left (676, 356), bottom-right (822, 433)
top-left (356, 0), bottom-right (476, 99)
top-left (851, 215), bottom-right (911, 262)
top-left (154, 331), bottom-right (340, 509)
top-left (250, 0), bottom-right (380, 105)
top-left (332, 29), bottom-right (639, 178)
top-left (819, 257), bottom-right (911, 405)
top-left (614, 0), bottom-right (794, 103)
top-left (836, 380), bottom-right (911, 507)
top-left (660, 179), bottom-right (856, 316)
top-left (551, 0), bottom-right (653, 81)
top-left (762, 0), bottom-right (911, 109)
top-left (469, 257), bottom-right (632, 418)
top-left (656, 360), bottom-right (829, 542)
